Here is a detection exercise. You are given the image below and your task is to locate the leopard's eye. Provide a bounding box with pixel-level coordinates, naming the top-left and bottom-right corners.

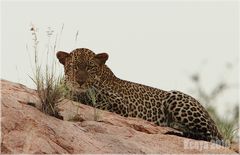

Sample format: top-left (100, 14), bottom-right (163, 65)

top-left (88, 61), bottom-right (95, 67)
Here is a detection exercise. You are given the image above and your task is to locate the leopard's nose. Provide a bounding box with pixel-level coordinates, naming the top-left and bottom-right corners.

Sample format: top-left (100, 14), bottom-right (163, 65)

top-left (77, 79), bottom-right (85, 86)
top-left (76, 70), bottom-right (88, 86)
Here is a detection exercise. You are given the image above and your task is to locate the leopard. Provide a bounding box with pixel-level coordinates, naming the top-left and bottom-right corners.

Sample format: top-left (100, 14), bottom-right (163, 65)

top-left (57, 48), bottom-right (223, 143)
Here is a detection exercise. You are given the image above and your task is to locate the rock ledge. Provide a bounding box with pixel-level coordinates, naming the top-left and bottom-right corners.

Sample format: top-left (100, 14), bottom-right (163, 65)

top-left (1, 80), bottom-right (237, 154)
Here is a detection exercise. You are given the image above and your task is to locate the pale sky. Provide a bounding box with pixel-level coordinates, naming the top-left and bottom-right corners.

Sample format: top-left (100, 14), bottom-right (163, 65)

top-left (1, 0), bottom-right (239, 118)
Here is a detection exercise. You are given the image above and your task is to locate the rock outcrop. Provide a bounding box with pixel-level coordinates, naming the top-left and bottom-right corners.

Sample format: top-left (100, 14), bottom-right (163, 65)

top-left (1, 79), bottom-right (237, 154)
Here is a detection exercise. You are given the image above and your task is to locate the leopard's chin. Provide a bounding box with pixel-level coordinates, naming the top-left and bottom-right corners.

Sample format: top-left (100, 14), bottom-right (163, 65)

top-left (75, 87), bottom-right (88, 93)
top-left (65, 82), bottom-right (87, 93)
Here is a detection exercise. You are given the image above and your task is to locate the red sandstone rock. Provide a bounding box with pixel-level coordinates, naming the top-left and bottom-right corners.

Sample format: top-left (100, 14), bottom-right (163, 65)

top-left (0, 79), bottom-right (237, 154)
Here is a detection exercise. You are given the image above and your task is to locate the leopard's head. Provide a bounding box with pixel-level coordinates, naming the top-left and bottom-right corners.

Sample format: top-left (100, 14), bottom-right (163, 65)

top-left (56, 48), bottom-right (111, 91)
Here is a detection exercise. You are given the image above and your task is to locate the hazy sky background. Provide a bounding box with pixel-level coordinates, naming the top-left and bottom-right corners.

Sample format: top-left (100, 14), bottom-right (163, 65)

top-left (1, 0), bottom-right (239, 118)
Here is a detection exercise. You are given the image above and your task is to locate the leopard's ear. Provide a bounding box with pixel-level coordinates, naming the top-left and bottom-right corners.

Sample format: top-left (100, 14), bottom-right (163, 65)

top-left (94, 53), bottom-right (109, 65)
top-left (56, 51), bottom-right (70, 65)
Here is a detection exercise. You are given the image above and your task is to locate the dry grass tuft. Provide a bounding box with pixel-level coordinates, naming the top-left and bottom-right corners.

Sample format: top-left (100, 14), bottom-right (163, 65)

top-left (28, 25), bottom-right (67, 119)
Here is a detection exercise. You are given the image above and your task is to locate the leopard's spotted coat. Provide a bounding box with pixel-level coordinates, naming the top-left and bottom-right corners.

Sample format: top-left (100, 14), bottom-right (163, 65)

top-left (57, 48), bottom-right (223, 142)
